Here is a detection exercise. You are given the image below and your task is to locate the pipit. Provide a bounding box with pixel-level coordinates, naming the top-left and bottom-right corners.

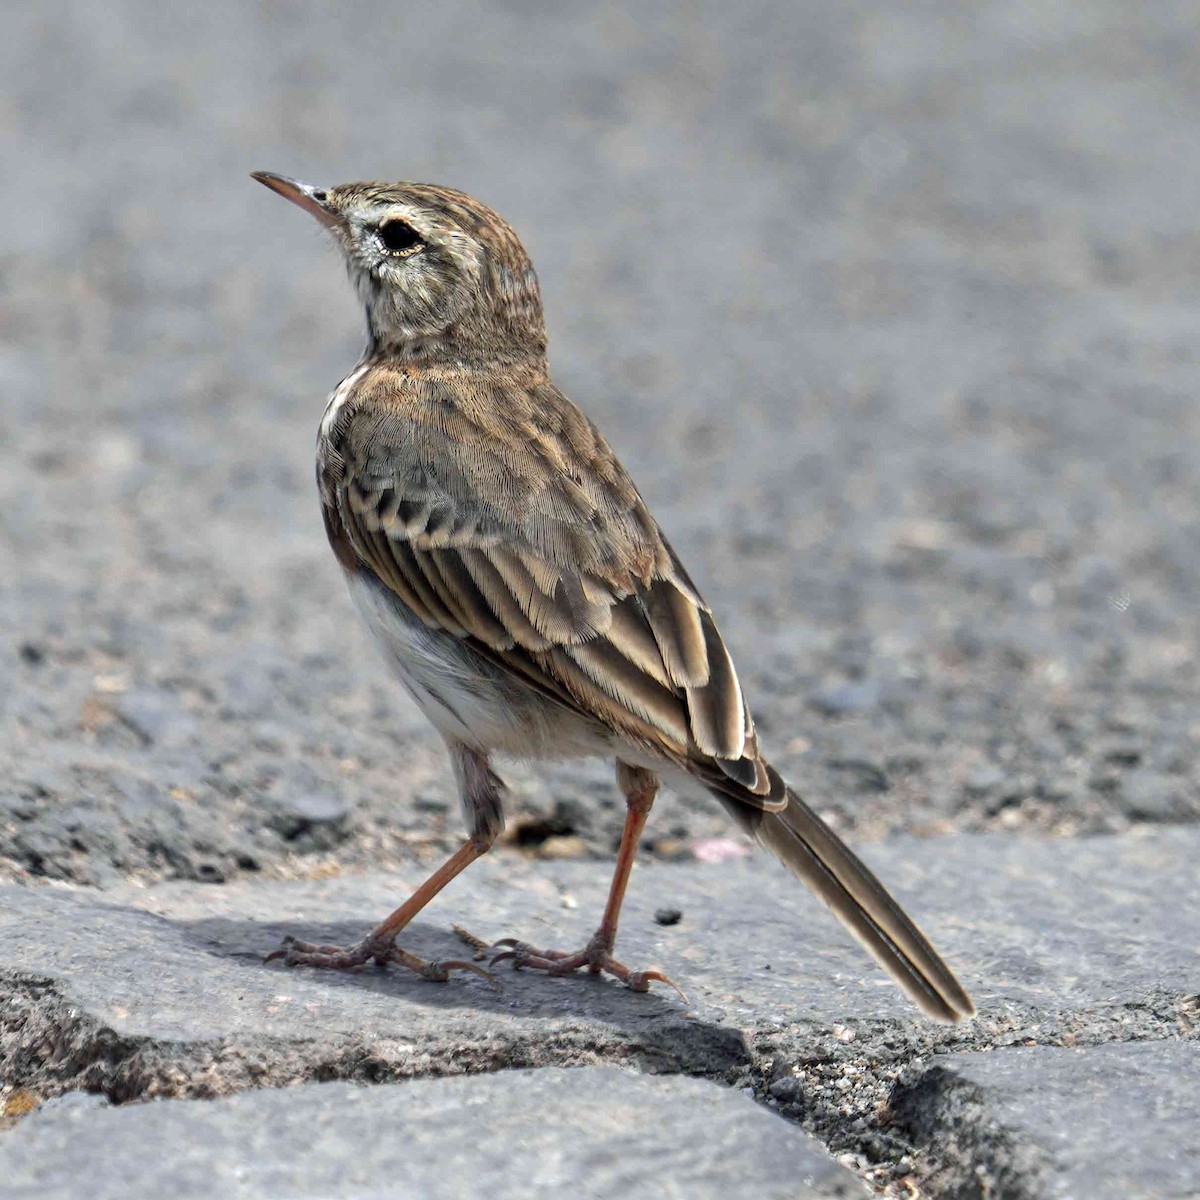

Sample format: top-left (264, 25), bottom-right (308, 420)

top-left (252, 172), bottom-right (974, 1022)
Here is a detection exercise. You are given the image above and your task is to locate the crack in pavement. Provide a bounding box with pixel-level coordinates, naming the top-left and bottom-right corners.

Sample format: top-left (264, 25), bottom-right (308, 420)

top-left (3, 971), bottom-right (1195, 1196)
top-left (0, 969), bottom-right (750, 1106)
top-left (747, 996), bottom-right (1198, 1194)
top-left (0, 833), bottom-right (1195, 1196)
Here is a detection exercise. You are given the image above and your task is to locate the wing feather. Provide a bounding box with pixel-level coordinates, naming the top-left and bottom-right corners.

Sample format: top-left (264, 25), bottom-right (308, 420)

top-left (457, 548), bottom-right (553, 651)
top-left (428, 549), bottom-right (514, 649)
top-left (686, 611), bottom-right (745, 759)
top-left (325, 367), bottom-right (775, 802)
top-left (641, 582), bottom-right (710, 687)
top-left (564, 638), bottom-right (691, 747)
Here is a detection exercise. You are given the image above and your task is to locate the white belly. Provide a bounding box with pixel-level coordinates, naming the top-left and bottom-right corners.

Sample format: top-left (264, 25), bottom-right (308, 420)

top-left (344, 568), bottom-right (610, 762)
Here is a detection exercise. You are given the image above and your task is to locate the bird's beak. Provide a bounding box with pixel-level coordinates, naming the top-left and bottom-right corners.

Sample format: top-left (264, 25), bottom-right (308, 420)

top-left (251, 171), bottom-right (343, 230)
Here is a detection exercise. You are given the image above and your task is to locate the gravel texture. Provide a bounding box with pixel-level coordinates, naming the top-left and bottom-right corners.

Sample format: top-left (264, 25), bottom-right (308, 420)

top-left (5, 1), bottom-right (1200, 884)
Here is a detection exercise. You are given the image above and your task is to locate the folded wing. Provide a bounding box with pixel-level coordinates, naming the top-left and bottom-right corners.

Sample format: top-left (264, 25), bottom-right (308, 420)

top-left (322, 368), bottom-right (781, 805)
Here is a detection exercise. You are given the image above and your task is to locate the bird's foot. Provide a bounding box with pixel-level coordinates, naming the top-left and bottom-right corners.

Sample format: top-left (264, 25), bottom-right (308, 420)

top-left (265, 932), bottom-right (497, 987)
top-left (479, 928), bottom-right (687, 1001)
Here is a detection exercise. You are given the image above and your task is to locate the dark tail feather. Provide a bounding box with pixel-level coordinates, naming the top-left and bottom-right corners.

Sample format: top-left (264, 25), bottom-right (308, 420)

top-left (718, 784), bottom-right (975, 1023)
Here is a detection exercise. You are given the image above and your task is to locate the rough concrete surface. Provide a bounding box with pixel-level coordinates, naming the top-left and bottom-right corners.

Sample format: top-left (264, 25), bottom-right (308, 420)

top-left (1, 832), bottom-right (1196, 1196)
top-left (893, 1042), bottom-right (1200, 1200)
top-left (3, 1), bottom-right (1199, 1197)
top-left (0, 1069), bottom-right (868, 1200)
top-left (0, 831), bottom-right (1194, 1101)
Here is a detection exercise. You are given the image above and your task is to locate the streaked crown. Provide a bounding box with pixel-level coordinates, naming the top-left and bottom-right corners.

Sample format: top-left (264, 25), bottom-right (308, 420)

top-left (254, 173), bottom-right (546, 365)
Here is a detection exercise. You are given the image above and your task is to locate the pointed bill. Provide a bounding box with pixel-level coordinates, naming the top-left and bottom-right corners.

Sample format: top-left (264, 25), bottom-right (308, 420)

top-left (251, 171), bottom-right (342, 229)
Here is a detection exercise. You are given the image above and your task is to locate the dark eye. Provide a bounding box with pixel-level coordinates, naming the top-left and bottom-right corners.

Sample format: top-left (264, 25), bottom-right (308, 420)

top-left (378, 219), bottom-right (423, 256)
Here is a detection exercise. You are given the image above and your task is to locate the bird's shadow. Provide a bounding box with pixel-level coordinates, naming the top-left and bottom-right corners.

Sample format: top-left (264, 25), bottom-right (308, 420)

top-left (174, 910), bottom-right (705, 1031)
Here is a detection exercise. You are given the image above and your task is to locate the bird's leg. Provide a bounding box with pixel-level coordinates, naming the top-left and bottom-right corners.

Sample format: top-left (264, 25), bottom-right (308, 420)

top-left (267, 837), bottom-right (495, 980)
top-left (266, 743), bottom-right (504, 985)
top-left (490, 762), bottom-right (686, 999)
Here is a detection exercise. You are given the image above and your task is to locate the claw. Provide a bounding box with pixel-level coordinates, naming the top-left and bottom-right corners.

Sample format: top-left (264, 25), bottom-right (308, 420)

top-left (265, 935), bottom-right (348, 966)
top-left (489, 939), bottom-right (537, 968)
top-left (264, 931), bottom-right (496, 986)
top-left (491, 937), bottom-right (566, 962)
top-left (488, 938), bottom-right (567, 970)
top-left (263, 935), bottom-right (296, 965)
top-left (418, 958), bottom-right (501, 990)
top-left (485, 931), bottom-right (687, 1002)
top-left (489, 945), bottom-right (566, 972)
top-left (628, 970), bottom-right (689, 1003)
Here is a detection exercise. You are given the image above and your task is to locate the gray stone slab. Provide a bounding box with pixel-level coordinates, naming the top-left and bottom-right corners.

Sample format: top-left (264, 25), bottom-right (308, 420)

top-left (892, 1041), bottom-right (1200, 1200)
top-left (0, 831), bottom-right (1193, 1101)
top-left (0, 1068), bottom-right (866, 1200)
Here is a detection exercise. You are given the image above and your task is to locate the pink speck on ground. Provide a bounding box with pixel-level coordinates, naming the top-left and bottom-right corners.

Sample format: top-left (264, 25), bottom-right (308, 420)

top-left (690, 837), bottom-right (752, 864)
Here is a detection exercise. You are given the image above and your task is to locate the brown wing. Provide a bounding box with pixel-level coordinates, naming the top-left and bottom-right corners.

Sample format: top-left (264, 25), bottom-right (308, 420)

top-left (321, 366), bottom-right (782, 806)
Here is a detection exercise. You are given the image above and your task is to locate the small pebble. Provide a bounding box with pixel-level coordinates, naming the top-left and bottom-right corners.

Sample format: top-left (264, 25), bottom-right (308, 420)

top-left (964, 765), bottom-right (1005, 794)
top-left (538, 834), bottom-right (586, 860)
top-left (653, 907), bottom-right (682, 926)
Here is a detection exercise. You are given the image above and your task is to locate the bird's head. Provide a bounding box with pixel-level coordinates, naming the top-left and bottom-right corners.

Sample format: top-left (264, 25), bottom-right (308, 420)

top-left (253, 173), bottom-right (546, 366)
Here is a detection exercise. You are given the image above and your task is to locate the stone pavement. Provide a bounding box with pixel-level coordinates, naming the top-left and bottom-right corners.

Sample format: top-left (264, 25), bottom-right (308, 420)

top-left (1, 833), bottom-right (1195, 1194)
top-left (4, 0), bottom-right (1200, 1196)
top-left (0, 1070), bottom-right (868, 1200)
top-left (0, 1075), bottom-right (868, 1200)
top-left (895, 1042), bottom-right (1200, 1200)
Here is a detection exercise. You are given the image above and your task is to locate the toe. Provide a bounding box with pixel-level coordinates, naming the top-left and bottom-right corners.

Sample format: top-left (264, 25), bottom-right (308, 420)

top-left (263, 935), bottom-right (378, 970)
top-left (626, 969), bottom-right (689, 1003)
top-left (424, 959), bottom-right (501, 990)
top-left (450, 924), bottom-right (491, 961)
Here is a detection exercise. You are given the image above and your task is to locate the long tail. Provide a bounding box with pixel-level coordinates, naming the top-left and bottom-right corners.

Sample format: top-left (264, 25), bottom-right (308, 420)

top-left (716, 781), bottom-right (975, 1023)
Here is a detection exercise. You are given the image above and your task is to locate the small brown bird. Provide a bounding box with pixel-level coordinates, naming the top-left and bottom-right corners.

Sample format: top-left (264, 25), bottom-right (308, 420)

top-left (252, 172), bottom-right (974, 1022)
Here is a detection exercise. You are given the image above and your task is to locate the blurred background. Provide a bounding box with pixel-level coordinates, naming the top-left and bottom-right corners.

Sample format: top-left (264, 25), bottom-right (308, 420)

top-left (2, 1), bottom-right (1198, 887)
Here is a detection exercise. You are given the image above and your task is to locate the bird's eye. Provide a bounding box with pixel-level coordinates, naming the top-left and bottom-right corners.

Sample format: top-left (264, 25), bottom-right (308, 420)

top-left (378, 219), bottom-right (423, 256)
